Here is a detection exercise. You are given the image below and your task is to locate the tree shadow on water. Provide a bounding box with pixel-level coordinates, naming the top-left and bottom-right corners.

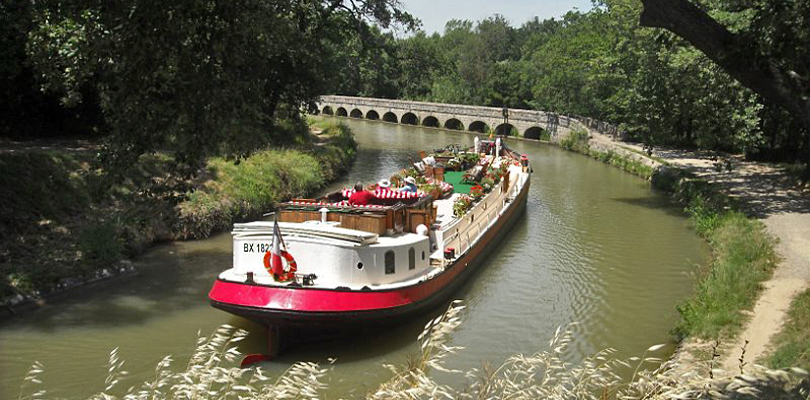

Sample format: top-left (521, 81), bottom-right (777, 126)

top-left (611, 196), bottom-right (690, 219)
top-left (2, 244), bottom-right (231, 332)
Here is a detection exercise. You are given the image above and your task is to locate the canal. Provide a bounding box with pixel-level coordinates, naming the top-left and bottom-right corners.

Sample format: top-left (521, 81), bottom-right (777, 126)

top-left (0, 119), bottom-right (707, 398)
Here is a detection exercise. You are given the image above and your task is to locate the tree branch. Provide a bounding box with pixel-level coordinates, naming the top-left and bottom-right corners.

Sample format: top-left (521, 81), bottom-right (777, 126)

top-left (639, 0), bottom-right (810, 130)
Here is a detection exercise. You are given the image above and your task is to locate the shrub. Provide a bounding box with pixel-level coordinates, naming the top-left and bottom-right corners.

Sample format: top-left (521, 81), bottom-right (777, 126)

top-left (560, 127), bottom-right (589, 151)
top-left (79, 220), bottom-right (123, 272)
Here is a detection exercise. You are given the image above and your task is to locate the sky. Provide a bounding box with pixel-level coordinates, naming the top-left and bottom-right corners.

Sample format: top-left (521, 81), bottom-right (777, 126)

top-left (398, 0), bottom-right (595, 35)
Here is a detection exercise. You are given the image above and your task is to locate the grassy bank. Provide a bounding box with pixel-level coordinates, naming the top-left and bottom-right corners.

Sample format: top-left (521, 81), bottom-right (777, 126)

top-left (174, 123), bottom-right (355, 239)
top-left (560, 128), bottom-right (655, 179)
top-left (649, 171), bottom-right (779, 341)
top-left (560, 129), bottom-right (780, 344)
top-left (0, 122), bottom-right (356, 303)
top-left (768, 288), bottom-right (810, 369)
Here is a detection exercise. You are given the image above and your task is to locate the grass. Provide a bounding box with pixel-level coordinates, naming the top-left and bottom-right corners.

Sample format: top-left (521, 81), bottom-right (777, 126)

top-left (649, 171), bottom-right (779, 341)
top-left (559, 128), bottom-right (782, 358)
top-left (769, 289), bottom-right (810, 370)
top-left (0, 122), bottom-right (356, 301)
top-left (673, 210), bottom-right (778, 339)
top-left (589, 148), bottom-right (655, 179)
top-left (559, 127), bottom-right (656, 180)
top-left (15, 300), bottom-right (810, 400)
top-left (174, 124), bottom-right (356, 239)
top-left (559, 127), bottom-right (590, 152)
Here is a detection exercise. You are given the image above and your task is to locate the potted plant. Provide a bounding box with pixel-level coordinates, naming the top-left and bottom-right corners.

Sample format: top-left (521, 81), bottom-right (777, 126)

top-left (446, 158), bottom-right (461, 171)
top-left (470, 185), bottom-right (484, 200)
top-left (418, 183), bottom-right (441, 200)
top-left (480, 177), bottom-right (495, 192)
top-left (453, 195), bottom-right (472, 217)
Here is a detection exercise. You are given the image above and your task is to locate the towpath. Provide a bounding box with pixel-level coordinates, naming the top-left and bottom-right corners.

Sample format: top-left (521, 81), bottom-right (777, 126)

top-left (585, 129), bottom-right (810, 371)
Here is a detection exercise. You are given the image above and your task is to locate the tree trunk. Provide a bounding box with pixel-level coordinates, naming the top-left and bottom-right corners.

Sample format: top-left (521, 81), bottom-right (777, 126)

top-left (639, 0), bottom-right (810, 131)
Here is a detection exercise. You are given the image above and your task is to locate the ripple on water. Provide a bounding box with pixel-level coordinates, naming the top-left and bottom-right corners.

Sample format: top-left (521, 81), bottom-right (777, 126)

top-left (0, 120), bottom-right (707, 399)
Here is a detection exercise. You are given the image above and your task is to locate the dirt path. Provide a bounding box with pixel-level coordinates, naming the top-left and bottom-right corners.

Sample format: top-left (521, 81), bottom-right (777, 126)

top-left (587, 130), bottom-right (810, 371)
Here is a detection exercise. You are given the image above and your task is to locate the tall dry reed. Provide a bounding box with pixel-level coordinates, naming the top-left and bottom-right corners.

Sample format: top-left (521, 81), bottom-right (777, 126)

top-left (17, 301), bottom-right (809, 400)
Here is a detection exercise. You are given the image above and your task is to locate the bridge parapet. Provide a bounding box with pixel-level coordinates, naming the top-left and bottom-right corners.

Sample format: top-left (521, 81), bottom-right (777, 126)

top-left (318, 95), bottom-right (585, 140)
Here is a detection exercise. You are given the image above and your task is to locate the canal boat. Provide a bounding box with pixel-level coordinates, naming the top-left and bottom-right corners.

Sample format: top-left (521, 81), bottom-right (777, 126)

top-left (208, 138), bottom-right (531, 354)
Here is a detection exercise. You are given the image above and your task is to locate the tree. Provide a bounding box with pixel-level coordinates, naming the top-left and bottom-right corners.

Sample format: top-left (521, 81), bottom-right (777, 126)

top-left (24, 0), bottom-right (415, 172)
top-left (639, 0), bottom-right (810, 133)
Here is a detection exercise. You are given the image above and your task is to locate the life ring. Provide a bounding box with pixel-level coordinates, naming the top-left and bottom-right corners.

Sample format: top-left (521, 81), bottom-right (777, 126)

top-left (263, 250), bottom-right (298, 282)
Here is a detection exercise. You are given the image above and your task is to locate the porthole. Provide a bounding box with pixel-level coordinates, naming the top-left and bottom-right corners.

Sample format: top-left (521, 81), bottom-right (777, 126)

top-left (357, 262), bottom-right (364, 270)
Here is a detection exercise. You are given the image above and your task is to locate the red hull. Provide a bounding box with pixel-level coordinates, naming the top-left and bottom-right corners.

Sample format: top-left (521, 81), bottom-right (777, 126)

top-left (209, 178), bottom-right (530, 329)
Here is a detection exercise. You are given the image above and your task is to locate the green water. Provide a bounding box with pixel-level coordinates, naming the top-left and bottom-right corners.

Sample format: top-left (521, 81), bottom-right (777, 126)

top-left (0, 119), bottom-right (707, 398)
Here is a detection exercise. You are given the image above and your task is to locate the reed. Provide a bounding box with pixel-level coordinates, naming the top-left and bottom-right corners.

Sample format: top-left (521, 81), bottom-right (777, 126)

top-left (16, 301), bottom-right (808, 400)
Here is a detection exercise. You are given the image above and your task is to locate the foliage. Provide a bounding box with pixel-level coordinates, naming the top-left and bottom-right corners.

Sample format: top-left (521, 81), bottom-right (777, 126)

top-left (175, 123), bottom-right (357, 239)
top-left (480, 176), bottom-right (495, 192)
top-left (469, 184), bottom-right (484, 200)
top-left (461, 172), bottom-right (477, 185)
top-left (416, 183), bottom-right (439, 197)
top-left (16, 0), bottom-right (412, 174)
top-left (458, 152), bottom-right (481, 169)
top-left (327, 0), bottom-right (809, 163)
top-left (1, 123), bottom-right (356, 300)
top-left (560, 127), bottom-right (590, 151)
top-left (78, 219), bottom-right (123, 271)
top-left (445, 157), bottom-right (461, 171)
top-left (453, 195), bottom-right (473, 217)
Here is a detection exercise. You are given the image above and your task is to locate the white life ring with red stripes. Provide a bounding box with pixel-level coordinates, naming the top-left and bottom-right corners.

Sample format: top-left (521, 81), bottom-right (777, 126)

top-left (263, 250), bottom-right (297, 282)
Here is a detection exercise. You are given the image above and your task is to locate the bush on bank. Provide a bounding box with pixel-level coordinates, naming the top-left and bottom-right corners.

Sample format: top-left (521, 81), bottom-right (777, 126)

top-left (0, 123), bottom-right (356, 301)
top-left (175, 124), bottom-right (356, 239)
top-left (560, 127), bottom-right (655, 179)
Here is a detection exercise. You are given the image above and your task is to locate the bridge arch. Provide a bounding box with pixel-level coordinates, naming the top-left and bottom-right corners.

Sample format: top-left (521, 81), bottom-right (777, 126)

top-left (422, 116), bottom-right (439, 128)
top-left (350, 108), bottom-right (363, 118)
top-left (444, 118), bottom-right (464, 130)
top-left (322, 106), bottom-right (334, 115)
top-left (495, 123), bottom-right (516, 136)
top-left (336, 107), bottom-right (348, 117)
top-left (524, 126), bottom-right (548, 140)
top-left (401, 112), bottom-right (419, 125)
top-left (366, 110), bottom-right (380, 120)
top-left (469, 121), bottom-right (490, 133)
top-left (383, 112), bottom-right (398, 123)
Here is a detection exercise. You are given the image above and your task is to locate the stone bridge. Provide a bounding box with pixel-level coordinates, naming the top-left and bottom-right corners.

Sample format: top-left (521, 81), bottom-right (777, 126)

top-left (317, 95), bottom-right (584, 140)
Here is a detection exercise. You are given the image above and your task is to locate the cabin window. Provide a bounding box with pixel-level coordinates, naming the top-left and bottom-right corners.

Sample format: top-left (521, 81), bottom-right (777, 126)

top-left (384, 250), bottom-right (395, 274)
top-left (409, 247), bottom-right (416, 270)
top-left (422, 251), bottom-right (425, 260)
